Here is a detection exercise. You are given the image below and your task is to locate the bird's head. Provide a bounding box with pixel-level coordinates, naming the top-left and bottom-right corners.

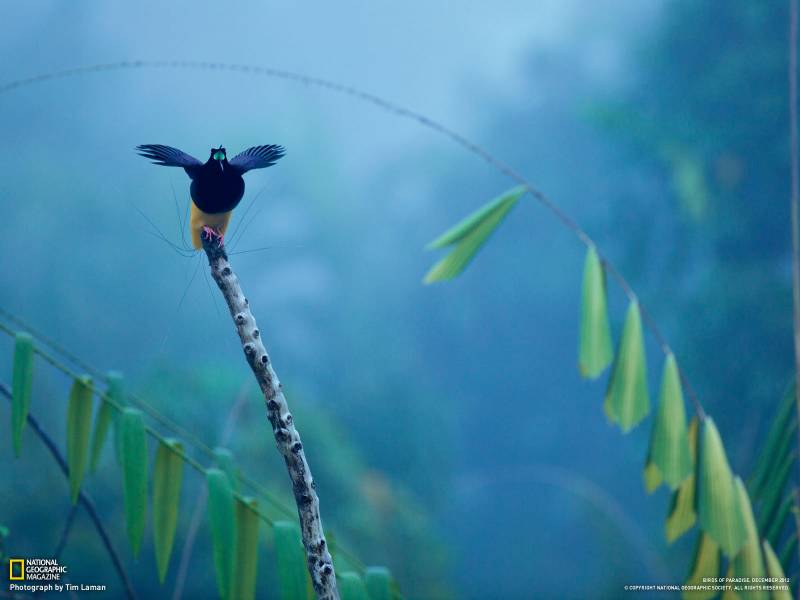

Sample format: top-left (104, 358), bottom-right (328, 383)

top-left (209, 146), bottom-right (227, 171)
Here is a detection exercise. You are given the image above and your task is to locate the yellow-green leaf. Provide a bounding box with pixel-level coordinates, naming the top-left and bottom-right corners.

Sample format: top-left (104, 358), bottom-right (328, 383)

top-left (231, 496), bottom-right (260, 600)
top-left (697, 418), bottom-right (746, 557)
top-left (207, 468), bottom-right (236, 600)
top-left (762, 540), bottom-right (792, 600)
top-left (89, 393), bottom-right (116, 472)
top-left (647, 354), bottom-right (692, 489)
top-left (107, 372), bottom-right (126, 467)
top-left (683, 532), bottom-right (720, 600)
top-left (728, 478), bottom-right (765, 600)
top-left (365, 567), bottom-right (392, 600)
top-left (153, 438), bottom-right (184, 583)
top-left (666, 417), bottom-right (698, 543)
top-left (578, 245), bottom-right (613, 378)
top-left (11, 332), bottom-right (34, 457)
top-left (604, 300), bottom-right (650, 432)
top-left (274, 520), bottom-right (313, 600)
top-left (214, 447), bottom-right (239, 492)
top-left (121, 407), bottom-right (148, 557)
top-left (426, 185), bottom-right (525, 249)
top-left (643, 460), bottom-right (663, 494)
top-left (339, 571), bottom-right (369, 600)
top-left (66, 376), bottom-right (94, 504)
top-left (424, 186), bottom-right (525, 283)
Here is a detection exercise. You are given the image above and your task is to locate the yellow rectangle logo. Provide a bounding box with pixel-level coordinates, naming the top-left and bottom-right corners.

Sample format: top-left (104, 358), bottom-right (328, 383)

top-left (9, 559), bottom-right (24, 580)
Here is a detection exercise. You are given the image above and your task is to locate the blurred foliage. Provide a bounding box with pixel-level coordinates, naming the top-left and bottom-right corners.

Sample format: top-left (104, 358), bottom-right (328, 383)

top-left (594, 0), bottom-right (794, 467)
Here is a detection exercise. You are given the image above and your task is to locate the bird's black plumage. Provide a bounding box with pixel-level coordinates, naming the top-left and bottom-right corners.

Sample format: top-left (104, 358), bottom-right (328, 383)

top-left (136, 143), bottom-right (285, 214)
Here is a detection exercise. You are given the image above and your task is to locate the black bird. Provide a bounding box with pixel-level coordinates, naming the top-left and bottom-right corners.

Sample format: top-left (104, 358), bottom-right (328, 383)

top-left (136, 144), bottom-right (285, 248)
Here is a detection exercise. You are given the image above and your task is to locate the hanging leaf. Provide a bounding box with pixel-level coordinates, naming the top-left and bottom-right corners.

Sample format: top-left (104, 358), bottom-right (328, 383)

top-left (365, 567), bottom-right (392, 600)
top-left (749, 383), bottom-right (796, 500)
top-left (207, 468), bottom-right (236, 600)
top-left (89, 395), bottom-right (115, 473)
top-left (645, 354), bottom-right (692, 490)
top-left (604, 300), bottom-right (650, 432)
top-left (66, 376), bottom-right (94, 505)
top-left (643, 460), bottom-right (663, 494)
top-left (90, 371), bottom-right (123, 472)
top-left (121, 407), bottom-right (148, 557)
top-left (230, 497), bottom-right (260, 600)
top-left (683, 532), bottom-right (720, 600)
top-left (153, 438), bottom-right (184, 583)
top-left (697, 418), bottom-right (746, 557)
top-left (274, 520), bottom-right (313, 600)
top-left (107, 372), bottom-right (126, 467)
top-left (339, 571), bottom-right (369, 600)
top-left (762, 540), bottom-right (792, 600)
top-left (423, 186), bottom-right (525, 283)
top-left (11, 332), bottom-right (34, 457)
top-left (666, 418), bottom-right (698, 543)
top-left (727, 478), bottom-right (765, 600)
top-left (578, 245), bottom-right (614, 378)
top-left (214, 447), bottom-right (240, 492)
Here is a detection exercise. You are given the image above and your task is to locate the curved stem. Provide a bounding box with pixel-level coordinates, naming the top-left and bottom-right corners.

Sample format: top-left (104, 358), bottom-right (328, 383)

top-left (0, 383), bottom-right (137, 600)
top-left (0, 59), bottom-right (705, 418)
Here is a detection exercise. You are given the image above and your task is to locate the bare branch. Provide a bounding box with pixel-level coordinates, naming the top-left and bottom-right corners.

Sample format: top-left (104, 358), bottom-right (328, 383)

top-left (200, 234), bottom-right (339, 600)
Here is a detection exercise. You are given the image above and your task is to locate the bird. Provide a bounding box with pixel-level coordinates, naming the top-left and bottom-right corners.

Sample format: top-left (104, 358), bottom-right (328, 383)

top-left (136, 143), bottom-right (285, 249)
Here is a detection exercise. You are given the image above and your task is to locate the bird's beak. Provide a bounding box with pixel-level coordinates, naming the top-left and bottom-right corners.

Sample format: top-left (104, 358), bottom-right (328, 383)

top-left (219, 160), bottom-right (224, 172)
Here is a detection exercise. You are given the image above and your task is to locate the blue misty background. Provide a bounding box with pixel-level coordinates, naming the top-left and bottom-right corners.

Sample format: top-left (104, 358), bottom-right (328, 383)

top-left (0, 1), bottom-right (793, 598)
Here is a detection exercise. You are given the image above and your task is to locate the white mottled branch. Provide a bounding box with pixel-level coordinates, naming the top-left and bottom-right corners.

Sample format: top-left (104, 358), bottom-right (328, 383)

top-left (201, 235), bottom-right (339, 600)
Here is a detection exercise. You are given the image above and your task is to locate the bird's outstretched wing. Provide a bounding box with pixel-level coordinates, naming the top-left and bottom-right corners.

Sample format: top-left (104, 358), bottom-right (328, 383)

top-left (229, 145), bottom-right (286, 174)
top-left (136, 144), bottom-right (202, 177)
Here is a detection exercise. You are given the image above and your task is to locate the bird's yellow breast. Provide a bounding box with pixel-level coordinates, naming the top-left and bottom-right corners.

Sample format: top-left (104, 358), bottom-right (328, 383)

top-left (189, 201), bottom-right (232, 249)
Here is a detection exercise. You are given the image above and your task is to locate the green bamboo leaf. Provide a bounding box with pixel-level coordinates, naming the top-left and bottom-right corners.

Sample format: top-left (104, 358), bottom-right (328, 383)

top-left (779, 533), bottom-right (797, 570)
top-left (207, 468), bottom-right (236, 600)
top-left (643, 460), bottom-right (663, 494)
top-left (749, 383), bottom-right (796, 500)
top-left (762, 540), bottom-right (792, 600)
top-left (697, 418), bottom-right (746, 557)
top-left (423, 186), bottom-right (525, 283)
top-left (107, 372), bottom-right (126, 467)
top-left (11, 332), bottom-right (34, 457)
top-left (756, 448), bottom-right (794, 532)
top-left (339, 571), bottom-right (369, 600)
top-left (728, 478), bottom-right (765, 600)
top-left (214, 447), bottom-right (240, 492)
top-left (683, 532), bottom-right (720, 600)
top-left (666, 418), bottom-right (698, 543)
top-left (365, 567), bottom-right (392, 600)
top-left (89, 396), bottom-right (114, 473)
top-left (646, 354), bottom-right (692, 490)
top-left (764, 494), bottom-right (793, 547)
top-left (426, 185), bottom-right (525, 249)
top-left (578, 245), bottom-right (614, 378)
top-left (604, 301), bottom-right (650, 432)
top-left (274, 520), bottom-right (313, 600)
top-left (153, 438), bottom-right (184, 583)
top-left (120, 408), bottom-right (148, 557)
top-left (230, 496), bottom-right (260, 600)
top-left (66, 376), bottom-right (94, 505)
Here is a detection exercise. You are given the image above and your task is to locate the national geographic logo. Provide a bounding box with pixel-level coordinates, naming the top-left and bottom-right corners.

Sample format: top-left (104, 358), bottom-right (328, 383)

top-left (8, 559), bottom-right (23, 581)
top-left (7, 558), bottom-right (67, 581)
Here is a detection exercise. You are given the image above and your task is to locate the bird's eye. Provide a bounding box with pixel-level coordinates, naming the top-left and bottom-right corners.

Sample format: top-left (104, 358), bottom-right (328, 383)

top-left (213, 151), bottom-right (225, 161)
